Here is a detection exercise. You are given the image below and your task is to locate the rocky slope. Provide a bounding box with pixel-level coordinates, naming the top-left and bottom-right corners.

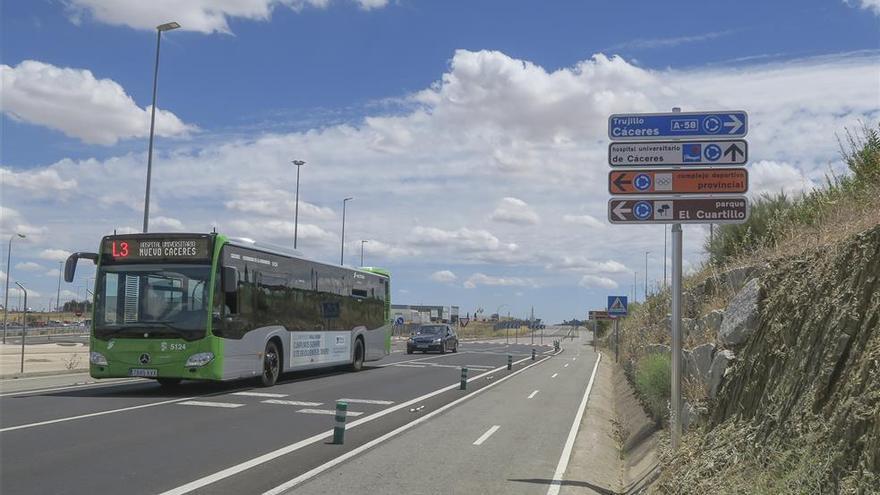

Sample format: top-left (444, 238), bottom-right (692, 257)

top-left (654, 224), bottom-right (880, 494)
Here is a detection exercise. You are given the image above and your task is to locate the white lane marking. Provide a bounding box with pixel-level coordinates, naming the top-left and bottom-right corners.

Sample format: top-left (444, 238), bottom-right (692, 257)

top-left (338, 398), bottom-right (394, 405)
top-left (179, 401), bottom-right (245, 409)
top-left (547, 354), bottom-right (602, 495)
top-left (528, 390), bottom-right (539, 399)
top-left (232, 392), bottom-right (287, 398)
top-left (391, 364), bottom-right (426, 368)
top-left (297, 409), bottom-right (363, 417)
top-left (262, 352), bottom-right (554, 495)
top-left (0, 378), bottom-right (142, 398)
top-left (473, 425), bottom-right (501, 446)
top-left (161, 352), bottom-right (552, 495)
top-left (573, 357), bottom-right (577, 361)
top-left (0, 396), bottom-right (198, 433)
top-left (564, 363), bottom-right (570, 368)
top-left (551, 373), bottom-right (559, 378)
top-left (262, 400), bottom-right (322, 407)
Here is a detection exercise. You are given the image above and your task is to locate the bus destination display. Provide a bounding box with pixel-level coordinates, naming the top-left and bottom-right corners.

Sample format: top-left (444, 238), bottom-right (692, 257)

top-left (102, 237), bottom-right (211, 262)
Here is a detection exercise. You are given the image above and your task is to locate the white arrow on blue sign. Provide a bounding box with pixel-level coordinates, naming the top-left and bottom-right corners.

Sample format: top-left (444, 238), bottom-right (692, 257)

top-left (608, 111), bottom-right (748, 141)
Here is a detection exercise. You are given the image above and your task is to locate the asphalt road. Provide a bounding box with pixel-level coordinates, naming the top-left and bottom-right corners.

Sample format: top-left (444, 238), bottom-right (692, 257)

top-left (0, 327), bottom-right (586, 495)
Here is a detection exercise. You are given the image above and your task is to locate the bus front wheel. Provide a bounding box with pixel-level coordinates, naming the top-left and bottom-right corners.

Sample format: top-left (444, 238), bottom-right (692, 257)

top-left (351, 338), bottom-right (365, 371)
top-left (261, 341), bottom-right (281, 387)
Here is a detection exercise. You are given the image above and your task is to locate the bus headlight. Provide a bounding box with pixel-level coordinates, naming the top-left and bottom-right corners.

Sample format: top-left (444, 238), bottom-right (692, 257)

top-left (185, 352), bottom-right (214, 367)
top-left (90, 352), bottom-right (108, 366)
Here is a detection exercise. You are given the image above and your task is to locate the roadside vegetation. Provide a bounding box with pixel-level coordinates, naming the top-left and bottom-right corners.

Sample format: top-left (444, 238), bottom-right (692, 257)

top-left (600, 123), bottom-right (880, 493)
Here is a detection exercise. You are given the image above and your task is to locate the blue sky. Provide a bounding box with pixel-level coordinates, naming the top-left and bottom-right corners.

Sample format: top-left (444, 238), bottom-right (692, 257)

top-left (1, 0), bottom-right (879, 321)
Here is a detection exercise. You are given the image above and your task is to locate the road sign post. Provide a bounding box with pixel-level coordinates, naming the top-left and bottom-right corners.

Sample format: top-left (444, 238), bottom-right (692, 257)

top-left (608, 139), bottom-right (747, 167)
top-left (608, 111), bottom-right (747, 141)
top-left (608, 168), bottom-right (748, 195)
top-left (608, 197), bottom-right (748, 224)
top-left (606, 108), bottom-right (750, 452)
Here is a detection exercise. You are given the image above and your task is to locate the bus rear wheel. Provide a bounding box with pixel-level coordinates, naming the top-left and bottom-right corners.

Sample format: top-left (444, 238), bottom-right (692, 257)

top-left (157, 378), bottom-right (181, 387)
top-left (261, 341), bottom-right (281, 387)
top-left (351, 338), bottom-right (365, 371)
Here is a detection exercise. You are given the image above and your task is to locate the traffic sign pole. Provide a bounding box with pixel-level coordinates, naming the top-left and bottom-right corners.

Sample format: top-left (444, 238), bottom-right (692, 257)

top-left (671, 222), bottom-right (683, 451)
top-left (669, 107), bottom-right (683, 452)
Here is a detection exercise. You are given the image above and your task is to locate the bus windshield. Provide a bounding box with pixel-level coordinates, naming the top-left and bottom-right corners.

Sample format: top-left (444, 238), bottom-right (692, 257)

top-left (94, 264), bottom-right (211, 341)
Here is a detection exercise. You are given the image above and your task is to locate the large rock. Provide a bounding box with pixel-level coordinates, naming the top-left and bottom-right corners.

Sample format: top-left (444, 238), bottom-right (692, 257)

top-left (701, 310), bottom-right (724, 335)
top-left (718, 278), bottom-right (762, 346)
top-left (643, 343), bottom-right (670, 356)
top-left (709, 349), bottom-right (736, 398)
top-left (691, 343), bottom-right (716, 387)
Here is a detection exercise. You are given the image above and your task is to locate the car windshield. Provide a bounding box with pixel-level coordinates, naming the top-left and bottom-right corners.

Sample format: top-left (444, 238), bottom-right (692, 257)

top-left (415, 325), bottom-right (445, 335)
top-left (94, 264), bottom-right (210, 340)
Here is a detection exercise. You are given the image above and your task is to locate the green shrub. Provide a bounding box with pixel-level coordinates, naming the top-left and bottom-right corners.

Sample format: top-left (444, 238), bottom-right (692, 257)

top-left (706, 122), bottom-right (880, 266)
top-left (634, 353), bottom-right (671, 423)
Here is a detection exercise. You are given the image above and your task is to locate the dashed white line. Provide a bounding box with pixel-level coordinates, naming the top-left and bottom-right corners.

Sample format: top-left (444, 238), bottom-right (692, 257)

top-left (473, 425), bottom-right (501, 445)
top-left (391, 364), bottom-right (426, 368)
top-left (564, 363), bottom-right (569, 368)
top-left (551, 373), bottom-right (559, 378)
top-left (179, 401), bottom-right (245, 409)
top-left (297, 409), bottom-right (363, 417)
top-left (232, 391), bottom-right (288, 398)
top-left (528, 390), bottom-right (539, 399)
top-left (338, 398), bottom-right (394, 405)
top-left (1, 396), bottom-right (198, 433)
top-left (262, 399), bottom-right (323, 407)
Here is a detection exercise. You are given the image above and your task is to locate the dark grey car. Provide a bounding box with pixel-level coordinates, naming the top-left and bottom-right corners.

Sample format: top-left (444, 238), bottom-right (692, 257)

top-left (406, 324), bottom-right (459, 354)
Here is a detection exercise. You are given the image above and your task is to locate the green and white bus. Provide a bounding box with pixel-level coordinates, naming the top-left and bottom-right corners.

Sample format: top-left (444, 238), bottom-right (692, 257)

top-left (65, 233), bottom-right (391, 387)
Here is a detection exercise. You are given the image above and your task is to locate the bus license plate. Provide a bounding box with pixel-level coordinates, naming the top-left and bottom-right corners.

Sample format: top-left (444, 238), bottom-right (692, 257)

top-left (129, 368), bottom-right (158, 377)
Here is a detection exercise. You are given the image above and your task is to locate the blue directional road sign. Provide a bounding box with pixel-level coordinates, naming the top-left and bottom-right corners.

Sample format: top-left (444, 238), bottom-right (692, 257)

top-left (608, 111), bottom-right (748, 141)
top-left (607, 296), bottom-right (628, 317)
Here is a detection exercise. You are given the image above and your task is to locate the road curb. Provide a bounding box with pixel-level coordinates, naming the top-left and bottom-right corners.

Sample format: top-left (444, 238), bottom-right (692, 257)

top-left (0, 368), bottom-right (90, 380)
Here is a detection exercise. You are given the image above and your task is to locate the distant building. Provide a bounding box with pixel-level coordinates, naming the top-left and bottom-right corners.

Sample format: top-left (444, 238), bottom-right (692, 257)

top-left (391, 304), bottom-right (460, 324)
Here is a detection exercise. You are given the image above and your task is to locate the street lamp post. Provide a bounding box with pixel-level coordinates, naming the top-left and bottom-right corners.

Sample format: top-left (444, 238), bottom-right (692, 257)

top-left (142, 21), bottom-right (181, 233)
top-left (645, 251), bottom-right (650, 300)
top-left (360, 240), bottom-right (369, 267)
top-left (55, 260), bottom-right (62, 312)
top-left (15, 282), bottom-right (27, 373)
top-left (292, 160), bottom-right (305, 249)
top-left (3, 233), bottom-right (26, 344)
top-left (340, 197), bottom-right (353, 265)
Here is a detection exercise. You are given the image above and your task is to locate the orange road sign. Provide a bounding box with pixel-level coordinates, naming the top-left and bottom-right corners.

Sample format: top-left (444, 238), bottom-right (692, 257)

top-left (608, 168), bottom-right (748, 195)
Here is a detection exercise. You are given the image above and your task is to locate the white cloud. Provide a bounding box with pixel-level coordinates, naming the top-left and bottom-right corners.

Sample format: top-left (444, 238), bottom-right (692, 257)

top-left (748, 160), bottom-right (817, 197)
top-left (152, 216), bottom-right (186, 231)
top-left (1, 60), bottom-right (196, 145)
top-left (489, 197), bottom-right (540, 225)
top-left (547, 256), bottom-right (629, 274)
top-left (463, 273), bottom-right (535, 289)
top-left (15, 262), bottom-right (43, 272)
top-left (846, 0), bottom-right (880, 15)
top-left (355, 0), bottom-right (389, 10)
top-left (0, 168), bottom-right (77, 193)
top-left (578, 275), bottom-right (619, 290)
top-left (429, 270), bottom-right (457, 283)
top-left (562, 214), bottom-right (605, 228)
top-left (45, 268), bottom-right (61, 278)
top-left (4, 49), bottom-right (878, 319)
top-left (611, 30), bottom-right (737, 50)
top-left (64, 0), bottom-right (385, 34)
top-left (38, 249), bottom-right (72, 261)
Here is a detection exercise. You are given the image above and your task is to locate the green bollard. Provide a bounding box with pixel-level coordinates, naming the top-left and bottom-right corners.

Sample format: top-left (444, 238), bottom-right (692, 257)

top-left (507, 354), bottom-right (512, 370)
top-left (333, 400), bottom-right (348, 444)
top-left (460, 367), bottom-right (468, 390)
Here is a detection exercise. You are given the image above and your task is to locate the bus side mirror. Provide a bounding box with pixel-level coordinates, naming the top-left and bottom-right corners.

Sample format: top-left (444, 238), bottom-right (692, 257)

top-left (64, 252), bottom-right (98, 283)
top-left (222, 266), bottom-right (238, 293)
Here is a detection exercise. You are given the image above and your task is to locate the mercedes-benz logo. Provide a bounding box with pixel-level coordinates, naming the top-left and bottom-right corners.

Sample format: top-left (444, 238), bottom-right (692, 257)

top-left (139, 353), bottom-right (151, 365)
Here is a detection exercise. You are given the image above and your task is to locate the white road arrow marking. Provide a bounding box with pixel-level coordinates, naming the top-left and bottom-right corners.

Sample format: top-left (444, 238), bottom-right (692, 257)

top-left (724, 114), bottom-right (743, 134)
top-left (612, 201), bottom-right (631, 220)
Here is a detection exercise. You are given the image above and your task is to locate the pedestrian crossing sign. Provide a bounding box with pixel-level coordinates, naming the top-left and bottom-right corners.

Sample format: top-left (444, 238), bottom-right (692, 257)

top-left (607, 296), bottom-right (628, 316)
